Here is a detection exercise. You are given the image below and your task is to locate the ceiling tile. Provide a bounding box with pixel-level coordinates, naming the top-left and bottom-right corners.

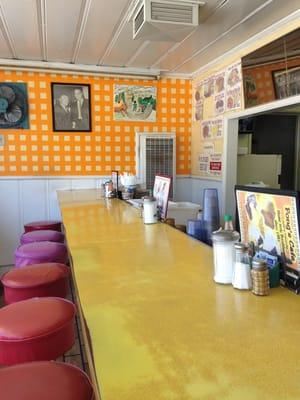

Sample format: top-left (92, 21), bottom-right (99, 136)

top-left (128, 41), bottom-right (174, 68)
top-left (101, 22), bottom-right (144, 67)
top-left (0, 27), bottom-right (13, 59)
top-left (46, 0), bottom-right (82, 62)
top-left (1, 0), bottom-right (41, 60)
top-left (76, 0), bottom-right (130, 65)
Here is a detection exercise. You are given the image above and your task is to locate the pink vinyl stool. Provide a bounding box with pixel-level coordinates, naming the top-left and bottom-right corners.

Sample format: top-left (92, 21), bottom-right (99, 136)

top-left (0, 361), bottom-right (94, 400)
top-left (1, 263), bottom-right (70, 304)
top-left (15, 241), bottom-right (68, 267)
top-left (20, 229), bottom-right (65, 245)
top-left (24, 220), bottom-right (62, 233)
top-left (0, 297), bottom-right (76, 365)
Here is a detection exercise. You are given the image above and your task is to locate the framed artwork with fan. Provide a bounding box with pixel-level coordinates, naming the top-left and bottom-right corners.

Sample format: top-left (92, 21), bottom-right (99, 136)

top-left (0, 83), bottom-right (29, 129)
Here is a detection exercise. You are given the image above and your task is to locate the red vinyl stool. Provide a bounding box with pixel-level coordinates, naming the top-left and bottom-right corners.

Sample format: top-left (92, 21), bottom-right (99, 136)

top-left (15, 241), bottom-right (68, 267)
top-left (20, 229), bottom-right (65, 245)
top-left (1, 263), bottom-right (70, 304)
top-left (0, 297), bottom-right (76, 365)
top-left (24, 220), bottom-right (62, 233)
top-left (0, 361), bottom-right (95, 400)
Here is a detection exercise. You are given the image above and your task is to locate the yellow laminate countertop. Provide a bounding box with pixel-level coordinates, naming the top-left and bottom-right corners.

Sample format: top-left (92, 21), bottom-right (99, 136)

top-left (58, 189), bottom-right (300, 400)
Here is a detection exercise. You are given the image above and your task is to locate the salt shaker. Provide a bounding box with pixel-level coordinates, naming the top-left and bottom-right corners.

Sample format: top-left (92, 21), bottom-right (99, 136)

top-left (251, 259), bottom-right (270, 296)
top-left (232, 243), bottom-right (252, 290)
top-left (212, 230), bottom-right (240, 284)
top-left (143, 196), bottom-right (158, 224)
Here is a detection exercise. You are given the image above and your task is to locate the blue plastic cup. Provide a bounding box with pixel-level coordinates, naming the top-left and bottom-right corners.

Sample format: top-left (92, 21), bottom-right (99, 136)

top-left (187, 219), bottom-right (206, 242)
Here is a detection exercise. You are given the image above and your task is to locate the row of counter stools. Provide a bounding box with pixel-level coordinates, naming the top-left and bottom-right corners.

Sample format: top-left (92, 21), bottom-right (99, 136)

top-left (0, 220), bottom-right (95, 400)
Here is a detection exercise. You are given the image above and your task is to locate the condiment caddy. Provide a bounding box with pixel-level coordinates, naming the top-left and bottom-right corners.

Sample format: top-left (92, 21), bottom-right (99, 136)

top-left (211, 214), bottom-right (277, 296)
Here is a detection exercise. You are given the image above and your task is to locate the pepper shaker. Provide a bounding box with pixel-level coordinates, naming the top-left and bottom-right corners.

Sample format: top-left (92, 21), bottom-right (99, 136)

top-left (251, 259), bottom-right (270, 296)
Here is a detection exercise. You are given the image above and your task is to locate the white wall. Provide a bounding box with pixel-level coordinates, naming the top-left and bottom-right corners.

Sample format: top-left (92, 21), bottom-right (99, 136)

top-left (1, 176), bottom-right (219, 265)
top-left (176, 176), bottom-right (222, 209)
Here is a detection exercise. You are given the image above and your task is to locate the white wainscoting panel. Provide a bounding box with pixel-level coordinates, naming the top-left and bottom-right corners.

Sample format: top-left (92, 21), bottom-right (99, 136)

top-left (48, 179), bottom-right (72, 221)
top-left (0, 180), bottom-right (22, 266)
top-left (21, 180), bottom-right (48, 225)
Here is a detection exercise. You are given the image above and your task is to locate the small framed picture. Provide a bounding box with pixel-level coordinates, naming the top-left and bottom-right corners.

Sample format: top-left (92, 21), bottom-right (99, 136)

top-left (51, 83), bottom-right (91, 132)
top-left (153, 175), bottom-right (172, 220)
top-left (272, 67), bottom-right (300, 100)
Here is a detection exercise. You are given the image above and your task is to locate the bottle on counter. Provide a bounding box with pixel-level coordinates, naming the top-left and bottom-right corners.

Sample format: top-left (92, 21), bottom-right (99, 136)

top-left (232, 243), bottom-right (252, 290)
top-left (251, 259), bottom-right (270, 296)
top-left (224, 214), bottom-right (234, 231)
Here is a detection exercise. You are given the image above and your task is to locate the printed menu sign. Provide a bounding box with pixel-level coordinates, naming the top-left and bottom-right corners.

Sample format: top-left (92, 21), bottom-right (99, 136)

top-left (209, 153), bottom-right (222, 177)
top-left (203, 142), bottom-right (215, 154)
top-left (193, 84), bottom-right (203, 122)
top-left (236, 188), bottom-right (300, 271)
top-left (203, 77), bottom-right (214, 98)
top-left (225, 62), bottom-right (242, 111)
top-left (214, 70), bottom-right (226, 115)
top-left (198, 154), bottom-right (209, 173)
top-left (214, 93), bottom-right (225, 114)
top-left (201, 121), bottom-right (212, 139)
top-left (211, 118), bottom-right (223, 138)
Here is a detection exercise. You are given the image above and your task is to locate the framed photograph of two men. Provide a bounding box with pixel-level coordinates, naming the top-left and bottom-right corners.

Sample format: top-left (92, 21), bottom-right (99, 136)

top-left (51, 83), bottom-right (91, 132)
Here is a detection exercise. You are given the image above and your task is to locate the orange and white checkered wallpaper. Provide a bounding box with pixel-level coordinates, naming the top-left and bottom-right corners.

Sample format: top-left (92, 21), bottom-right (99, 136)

top-left (0, 70), bottom-right (191, 176)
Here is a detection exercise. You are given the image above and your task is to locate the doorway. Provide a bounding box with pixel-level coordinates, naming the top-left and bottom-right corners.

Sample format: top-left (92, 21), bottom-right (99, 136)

top-left (237, 113), bottom-right (298, 190)
top-left (222, 93), bottom-right (300, 219)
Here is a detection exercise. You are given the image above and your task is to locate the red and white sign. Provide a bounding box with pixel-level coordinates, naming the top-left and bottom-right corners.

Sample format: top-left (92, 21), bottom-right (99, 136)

top-left (210, 161), bottom-right (222, 171)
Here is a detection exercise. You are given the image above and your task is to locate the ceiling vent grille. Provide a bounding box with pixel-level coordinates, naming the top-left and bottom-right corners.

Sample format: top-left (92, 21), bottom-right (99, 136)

top-left (151, 2), bottom-right (194, 24)
top-left (134, 4), bottom-right (145, 34)
top-left (132, 0), bottom-right (201, 42)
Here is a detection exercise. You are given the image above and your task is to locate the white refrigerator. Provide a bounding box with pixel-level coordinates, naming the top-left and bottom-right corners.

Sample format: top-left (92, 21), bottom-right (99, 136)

top-left (237, 154), bottom-right (282, 189)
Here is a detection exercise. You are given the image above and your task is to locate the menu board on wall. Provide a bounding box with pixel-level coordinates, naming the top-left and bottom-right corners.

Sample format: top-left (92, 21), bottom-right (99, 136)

top-left (192, 59), bottom-right (242, 180)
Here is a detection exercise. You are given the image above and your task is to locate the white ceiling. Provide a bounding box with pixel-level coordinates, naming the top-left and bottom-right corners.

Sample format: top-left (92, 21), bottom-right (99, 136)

top-left (0, 0), bottom-right (298, 76)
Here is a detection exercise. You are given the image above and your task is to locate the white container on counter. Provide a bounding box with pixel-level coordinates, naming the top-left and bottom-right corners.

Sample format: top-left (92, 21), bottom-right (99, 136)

top-left (167, 201), bottom-right (201, 225)
top-left (212, 230), bottom-right (240, 284)
top-left (143, 197), bottom-right (158, 224)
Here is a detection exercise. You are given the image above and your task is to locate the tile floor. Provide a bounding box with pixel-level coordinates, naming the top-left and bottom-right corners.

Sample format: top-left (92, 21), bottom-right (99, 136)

top-left (0, 264), bottom-right (89, 374)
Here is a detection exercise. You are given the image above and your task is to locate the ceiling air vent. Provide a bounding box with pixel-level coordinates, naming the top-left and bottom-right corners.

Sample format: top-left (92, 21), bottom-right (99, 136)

top-left (134, 4), bottom-right (145, 35)
top-left (132, 0), bottom-right (203, 42)
top-left (151, 2), bottom-right (194, 24)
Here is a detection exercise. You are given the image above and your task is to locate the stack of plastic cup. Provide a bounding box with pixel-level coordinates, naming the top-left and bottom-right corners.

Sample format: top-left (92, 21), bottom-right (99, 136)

top-left (202, 188), bottom-right (220, 245)
top-left (186, 219), bottom-right (206, 242)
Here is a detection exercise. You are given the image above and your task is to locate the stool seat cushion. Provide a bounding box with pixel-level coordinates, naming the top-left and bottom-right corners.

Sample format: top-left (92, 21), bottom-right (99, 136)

top-left (15, 241), bottom-right (68, 267)
top-left (1, 263), bottom-right (70, 304)
top-left (21, 230), bottom-right (65, 245)
top-left (0, 297), bottom-right (75, 365)
top-left (24, 220), bottom-right (61, 233)
top-left (0, 361), bottom-right (94, 400)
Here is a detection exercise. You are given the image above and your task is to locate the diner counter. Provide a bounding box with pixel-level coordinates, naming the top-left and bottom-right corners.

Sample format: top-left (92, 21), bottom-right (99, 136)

top-left (58, 189), bottom-right (300, 400)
